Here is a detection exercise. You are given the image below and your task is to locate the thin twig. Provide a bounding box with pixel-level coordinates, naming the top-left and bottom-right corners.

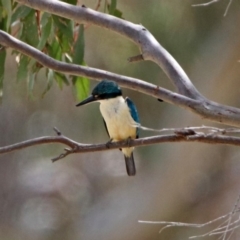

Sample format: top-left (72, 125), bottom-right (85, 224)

top-left (223, 0), bottom-right (233, 16)
top-left (95, 0), bottom-right (102, 11)
top-left (192, 0), bottom-right (234, 17)
top-left (128, 54), bottom-right (144, 63)
top-left (139, 199), bottom-right (240, 239)
top-left (191, 216), bottom-right (240, 238)
top-left (221, 194), bottom-right (240, 239)
top-left (53, 127), bottom-right (62, 136)
top-left (189, 217), bottom-right (232, 239)
top-left (192, 0), bottom-right (220, 7)
top-left (139, 209), bottom-right (239, 228)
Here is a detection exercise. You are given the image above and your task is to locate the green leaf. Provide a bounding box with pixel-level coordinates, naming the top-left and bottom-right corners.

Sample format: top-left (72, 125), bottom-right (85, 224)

top-left (52, 16), bottom-right (73, 53)
top-left (54, 72), bottom-right (69, 89)
top-left (61, 34), bottom-right (72, 53)
top-left (42, 69), bottom-right (54, 97)
top-left (1, 0), bottom-right (12, 30)
top-left (16, 55), bottom-right (29, 82)
top-left (20, 10), bottom-right (39, 47)
top-left (0, 48), bottom-right (6, 103)
top-left (12, 2), bottom-right (18, 10)
top-left (47, 37), bottom-right (62, 60)
top-left (109, 0), bottom-right (117, 15)
top-left (62, 0), bottom-right (78, 5)
top-left (52, 16), bottom-right (73, 40)
top-left (0, 6), bottom-right (7, 31)
top-left (38, 14), bottom-right (52, 50)
top-left (106, 0), bottom-right (123, 19)
top-left (40, 12), bottom-right (51, 26)
top-left (0, 5), bottom-right (3, 20)
top-left (72, 26), bottom-right (90, 100)
top-left (104, 0), bottom-right (107, 13)
top-left (73, 25), bottom-right (84, 65)
top-left (27, 71), bottom-right (36, 99)
top-left (11, 5), bottom-right (32, 24)
top-left (64, 53), bottom-right (72, 63)
top-left (73, 76), bottom-right (89, 101)
top-left (113, 8), bottom-right (123, 18)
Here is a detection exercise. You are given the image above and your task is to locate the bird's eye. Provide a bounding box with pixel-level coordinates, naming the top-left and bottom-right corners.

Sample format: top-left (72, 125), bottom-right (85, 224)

top-left (94, 95), bottom-right (99, 98)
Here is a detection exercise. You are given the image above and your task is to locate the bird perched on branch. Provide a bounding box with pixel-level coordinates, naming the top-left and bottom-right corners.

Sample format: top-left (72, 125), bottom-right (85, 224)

top-left (76, 80), bottom-right (140, 176)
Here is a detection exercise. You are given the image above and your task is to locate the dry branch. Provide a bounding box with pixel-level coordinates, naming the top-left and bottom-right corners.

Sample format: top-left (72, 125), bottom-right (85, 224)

top-left (2, 127), bottom-right (240, 161)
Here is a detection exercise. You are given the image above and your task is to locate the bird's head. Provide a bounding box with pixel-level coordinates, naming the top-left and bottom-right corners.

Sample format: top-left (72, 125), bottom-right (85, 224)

top-left (76, 80), bottom-right (122, 107)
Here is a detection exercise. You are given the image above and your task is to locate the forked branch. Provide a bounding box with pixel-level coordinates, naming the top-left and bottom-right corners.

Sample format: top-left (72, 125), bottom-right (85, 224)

top-left (192, 0), bottom-right (234, 16)
top-left (139, 194), bottom-right (240, 239)
top-left (1, 0), bottom-right (240, 127)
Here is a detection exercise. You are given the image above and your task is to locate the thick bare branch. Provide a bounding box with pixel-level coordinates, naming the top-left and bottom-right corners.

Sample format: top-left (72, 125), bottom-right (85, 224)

top-left (0, 30), bottom-right (198, 107)
top-left (15, 0), bottom-right (201, 99)
top-left (1, 1), bottom-right (240, 127)
top-left (1, 30), bottom-right (240, 127)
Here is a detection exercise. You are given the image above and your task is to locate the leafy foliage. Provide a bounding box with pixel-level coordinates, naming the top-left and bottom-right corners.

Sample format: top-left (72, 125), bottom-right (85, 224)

top-left (0, 48), bottom-right (6, 102)
top-left (72, 25), bottom-right (89, 101)
top-left (0, 0), bottom-right (123, 100)
top-left (105, 0), bottom-right (123, 18)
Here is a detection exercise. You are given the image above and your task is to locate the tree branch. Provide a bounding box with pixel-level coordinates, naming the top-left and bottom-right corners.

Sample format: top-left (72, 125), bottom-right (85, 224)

top-left (15, 0), bottom-right (201, 99)
top-left (2, 127), bottom-right (240, 161)
top-left (139, 194), bottom-right (240, 239)
top-left (1, 1), bottom-right (240, 127)
top-left (1, 29), bottom-right (240, 127)
top-left (192, 0), bottom-right (234, 17)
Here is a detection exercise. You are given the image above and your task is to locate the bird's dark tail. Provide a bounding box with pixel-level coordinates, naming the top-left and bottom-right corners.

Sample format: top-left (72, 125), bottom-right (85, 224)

top-left (124, 153), bottom-right (136, 176)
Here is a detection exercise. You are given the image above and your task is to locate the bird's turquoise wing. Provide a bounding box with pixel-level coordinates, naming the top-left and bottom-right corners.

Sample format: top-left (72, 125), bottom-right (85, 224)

top-left (125, 97), bottom-right (140, 138)
top-left (103, 118), bottom-right (110, 137)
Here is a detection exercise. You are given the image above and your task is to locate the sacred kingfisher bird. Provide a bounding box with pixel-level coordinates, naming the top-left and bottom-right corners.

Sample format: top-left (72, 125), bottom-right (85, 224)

top-left (76, 80), bottom-right (140, 176)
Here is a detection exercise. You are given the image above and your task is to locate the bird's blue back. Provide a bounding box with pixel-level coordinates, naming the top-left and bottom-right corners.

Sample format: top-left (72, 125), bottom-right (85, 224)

top-left (125, 97), bottom-right (140, 138)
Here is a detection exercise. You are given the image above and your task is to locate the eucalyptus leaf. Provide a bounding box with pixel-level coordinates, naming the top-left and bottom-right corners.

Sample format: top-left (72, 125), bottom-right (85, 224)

top-left (109, 0), bottom-right (117, 15)
top-left (55, 72), bottom-right (69, 89)
top-left (0, 6), bottom-right (7, 31)
top-left (16, 55), bottom-right (29, 82)
top-left (113, 8), bottom-right (123, 18)
top-left (42, 69), bottom-right (54, 97)
top-left (47, 37), bottom-right (62, 60)
top-left (73, 25), bottom-right (84, 65)
top-left (1, 0), bottom-right (12, 30)
top-left (72, 26), bottom-right (90, 99)
top-left (11, 5), bottom-right (31, 24)
top-left (38, 15), bottom-right (52, 50)
top-left (20, 10), bottom-right (39, 47)
top-left (40, 12), bottom-right (51, 26)
top-left (62, 0), bottom-right (78, 5)
top-left (73, 76), bottom-right (89, 101)
top-left (52, 16), bottom-right (73, 53)
top-left (27, 71), bottom-right (36, 99)
top-left (0, 48), bottom-right (6, 102)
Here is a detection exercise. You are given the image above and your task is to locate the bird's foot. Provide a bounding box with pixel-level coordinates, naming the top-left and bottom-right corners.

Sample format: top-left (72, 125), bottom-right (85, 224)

top-left (126, 137), bottom-right (132, 147)
top-left (106, 138), bottom-right (113, 148)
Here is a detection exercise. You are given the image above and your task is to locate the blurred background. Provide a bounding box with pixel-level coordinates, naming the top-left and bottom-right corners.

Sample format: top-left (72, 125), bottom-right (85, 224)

top-left (1, 0), bottom-right (240, 239)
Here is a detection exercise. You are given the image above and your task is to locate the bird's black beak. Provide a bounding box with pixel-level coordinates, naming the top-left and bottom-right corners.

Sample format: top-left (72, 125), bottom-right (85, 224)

top-left (76, 95), bottom-right (97, 107)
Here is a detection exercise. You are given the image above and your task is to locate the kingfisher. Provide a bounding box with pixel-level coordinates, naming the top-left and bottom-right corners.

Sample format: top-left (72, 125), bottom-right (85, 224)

top-left (76, 80), bottom-right (140, 176)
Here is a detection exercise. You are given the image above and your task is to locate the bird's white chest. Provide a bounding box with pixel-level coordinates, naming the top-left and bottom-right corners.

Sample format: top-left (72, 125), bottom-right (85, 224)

top-left (99, 97), bottom-right (136, 141)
